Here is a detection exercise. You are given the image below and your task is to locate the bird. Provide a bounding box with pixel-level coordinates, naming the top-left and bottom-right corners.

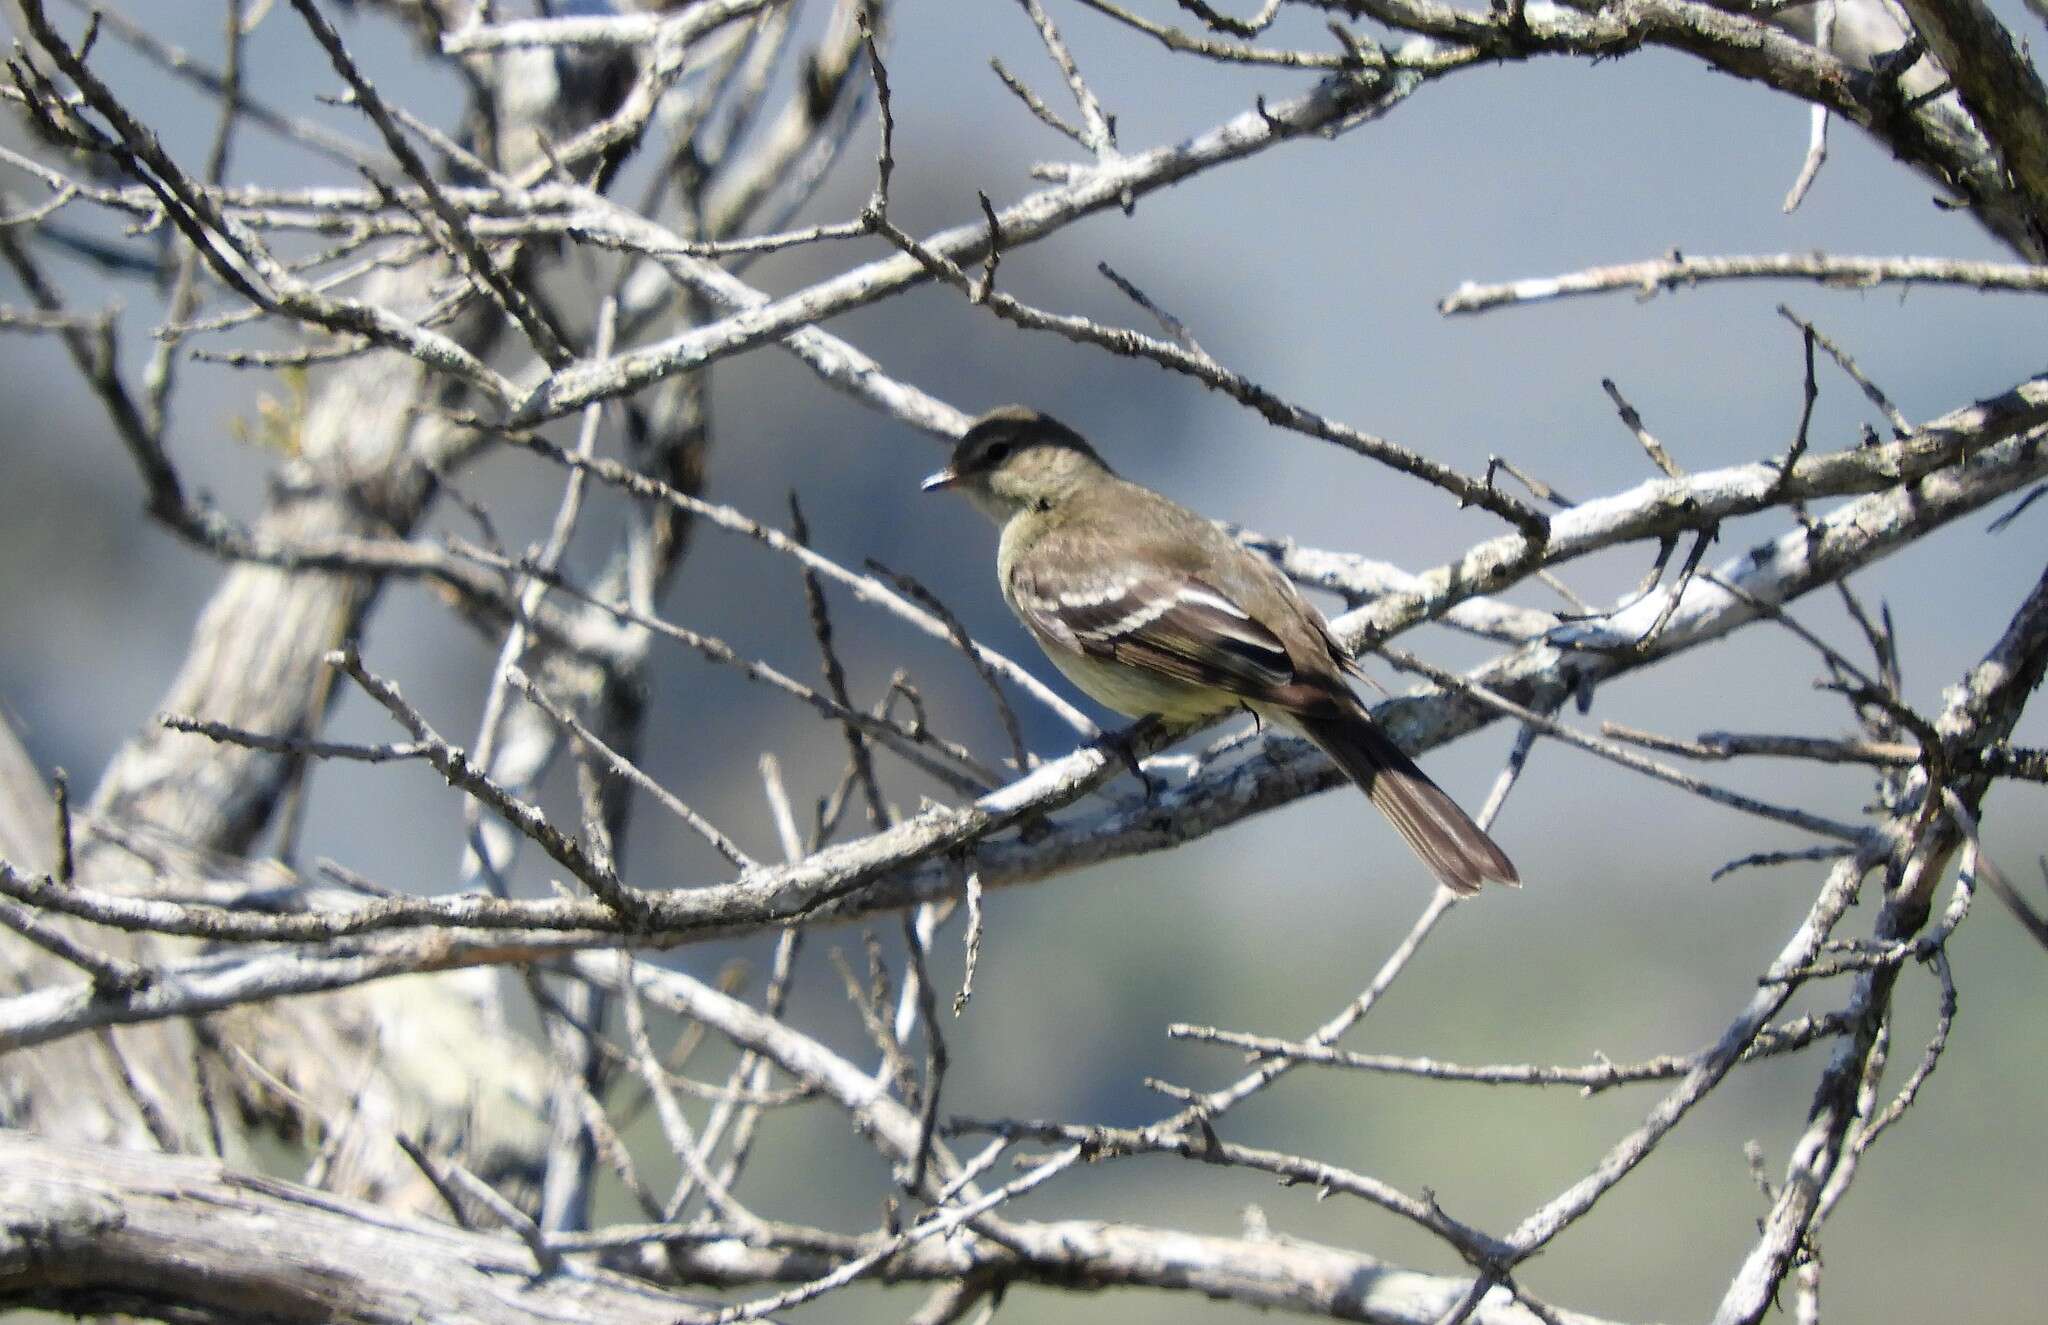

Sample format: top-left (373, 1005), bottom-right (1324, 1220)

top-left (921, 405), bottom-right (1517, 896)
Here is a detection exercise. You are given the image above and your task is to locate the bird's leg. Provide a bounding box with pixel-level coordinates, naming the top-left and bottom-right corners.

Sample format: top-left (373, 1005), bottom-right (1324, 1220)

top-left (1097, 716), bottom-right (1163, 801)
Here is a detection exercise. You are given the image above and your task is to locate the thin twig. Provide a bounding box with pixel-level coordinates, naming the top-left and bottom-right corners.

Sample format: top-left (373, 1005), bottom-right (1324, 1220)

top-left (508, 667), bottom-right (756, 871)
top-left (50, 767), bottom-right (73, 882)
top-left (1016, 0), bottom-right (1117, 158)
top-left (326, 645), bottom-right (646, 922)
top-left (1169, 1010), bottom-right (1852, 1093)
top-left (1779, 305), bottom-right (1912, 437)
top-left (1600, 377), bottom-right (1683, 477)
top-left (868, 558), bottom-right (1034, 776)
top-left (954, 867), bottom-right (984, 1015)
top-left (792, 494), bottom-right (890, 829)
top-left (1381, 647), bottom-right (1870, 843)
top-left (0, 897), bottom-right (152, 991)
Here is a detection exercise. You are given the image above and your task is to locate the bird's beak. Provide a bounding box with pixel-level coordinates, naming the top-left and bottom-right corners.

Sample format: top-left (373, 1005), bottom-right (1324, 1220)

top-left (920, 467), bottom-right (958, 492)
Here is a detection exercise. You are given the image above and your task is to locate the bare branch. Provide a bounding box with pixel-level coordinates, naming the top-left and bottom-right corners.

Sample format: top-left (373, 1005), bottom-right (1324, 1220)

top-left (1442, 252), bottom-right (2048, 315)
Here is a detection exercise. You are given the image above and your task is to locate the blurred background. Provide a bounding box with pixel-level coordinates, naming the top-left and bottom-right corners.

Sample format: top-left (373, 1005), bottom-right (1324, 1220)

top-left (2, 1), bottom-right (2043, 1320)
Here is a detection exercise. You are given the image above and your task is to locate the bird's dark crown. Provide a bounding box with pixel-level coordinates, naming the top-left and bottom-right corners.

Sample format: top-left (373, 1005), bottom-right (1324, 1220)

top-left (947, 406), bottom-right (1106, 481)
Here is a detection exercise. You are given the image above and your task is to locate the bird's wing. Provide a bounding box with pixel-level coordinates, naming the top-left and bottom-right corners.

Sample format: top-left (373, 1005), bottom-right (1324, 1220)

top-left (1007, 542), bottom-right (1296, 699)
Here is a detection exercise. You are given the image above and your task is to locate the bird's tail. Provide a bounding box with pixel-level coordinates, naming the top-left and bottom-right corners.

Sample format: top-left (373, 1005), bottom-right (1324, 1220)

top-left (1292, 707), bottom-right (1518, 896)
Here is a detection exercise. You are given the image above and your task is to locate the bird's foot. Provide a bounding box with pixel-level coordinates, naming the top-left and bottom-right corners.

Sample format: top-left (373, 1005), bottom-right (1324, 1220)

top-left (1097, 717), bottom-right (1163, 802)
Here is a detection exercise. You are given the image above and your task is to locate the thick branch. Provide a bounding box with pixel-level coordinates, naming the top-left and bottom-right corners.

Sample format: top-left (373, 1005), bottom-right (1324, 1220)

top-left (1896, 0), bottom-right (2048, 235)
top-left (0, 1129), bottom-right (717, 1325)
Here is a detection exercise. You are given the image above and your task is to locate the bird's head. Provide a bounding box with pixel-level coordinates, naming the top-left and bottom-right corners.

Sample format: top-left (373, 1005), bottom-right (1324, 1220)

top-left (921, 405), bottom-right (1112, 522)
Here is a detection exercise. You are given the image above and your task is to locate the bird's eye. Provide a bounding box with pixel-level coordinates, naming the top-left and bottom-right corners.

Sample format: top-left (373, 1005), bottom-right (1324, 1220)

top-left (982, 441), bottom-right (1011, 466)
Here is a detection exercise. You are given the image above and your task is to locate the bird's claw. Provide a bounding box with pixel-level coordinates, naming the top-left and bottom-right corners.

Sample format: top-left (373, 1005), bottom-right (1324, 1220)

top-left (1098, 719), bottom-right (1162, 802)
